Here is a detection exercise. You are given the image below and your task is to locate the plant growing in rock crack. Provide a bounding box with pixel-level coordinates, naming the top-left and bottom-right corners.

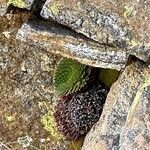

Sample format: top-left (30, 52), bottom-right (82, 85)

top-left (52, 58), bottom-right (108, 140)
top-left (54, 83), bottom-right (108, 140)
top-left (53, 58), bottom-right (92, 97)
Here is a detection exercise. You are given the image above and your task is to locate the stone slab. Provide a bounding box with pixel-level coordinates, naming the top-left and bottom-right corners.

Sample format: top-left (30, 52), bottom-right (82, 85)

top-left (82, 60), bottom-right (149, 150)
top-left (16, 18), bottom-right (128, 71)
top-left (41, 0), bottom-right (150, 61)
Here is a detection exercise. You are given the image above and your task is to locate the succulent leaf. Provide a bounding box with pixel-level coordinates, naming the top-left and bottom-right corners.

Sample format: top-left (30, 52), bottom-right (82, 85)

top-left (54, 83), bottom-right (108, 140)
top-left (53, 58), bottom-right (91, 97)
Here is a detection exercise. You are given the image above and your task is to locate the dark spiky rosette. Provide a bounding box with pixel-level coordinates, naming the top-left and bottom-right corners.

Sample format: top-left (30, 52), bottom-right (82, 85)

top-left (53, 58), bottom-right (91, 97)
top-left (54, 83), bottom-right (108, 140)
top-left (54, 97), bottom-right (80, 140)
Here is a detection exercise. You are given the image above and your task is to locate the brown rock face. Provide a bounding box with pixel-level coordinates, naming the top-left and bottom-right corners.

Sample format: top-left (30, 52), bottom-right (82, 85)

top-left (0, 0), bottom-right (150, 149)
top-left (82, 61), bottom-right (150, 150)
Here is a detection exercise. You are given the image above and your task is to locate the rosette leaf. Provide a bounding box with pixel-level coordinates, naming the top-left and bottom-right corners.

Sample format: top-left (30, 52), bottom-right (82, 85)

top-left (53, 58), bottom-right (91, 97)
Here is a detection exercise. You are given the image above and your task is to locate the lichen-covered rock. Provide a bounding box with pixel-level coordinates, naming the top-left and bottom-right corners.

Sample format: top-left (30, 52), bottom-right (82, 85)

top-left (119, 75), bottom-right (150, 150)
top-left (54, 83), bottom-right (108, 140)
top-left (1, 1), bottom-right (150, 149)
top-left (82, 60), bottom-right (150, 150)
top-left (41, 105), bottom-right (64, 141)
top-left (0, 13), bottom-right (70, 150)
top-left (8, 0), bottom-right (27, 8)
top-left (6, 0), bottom-right (46, 11)
top-left (17, 18), bottom-right (128, 70)
top-left (41, 0), bottom-right (150, 62)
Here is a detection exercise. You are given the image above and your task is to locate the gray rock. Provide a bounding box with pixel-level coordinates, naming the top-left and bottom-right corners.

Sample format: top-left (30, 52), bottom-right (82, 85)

top-left (41, 0), bottom-right (150, 62)
top-left (16, 18), bottom-right (128, 71)
top-left (0, 0), bottom-right (8, 16)
top-left (82, 61), bottom-right (150, 150)
top-left (119, 77), bottom-right (150, 150)
top-left (0, 14), bottom-right (70, 150)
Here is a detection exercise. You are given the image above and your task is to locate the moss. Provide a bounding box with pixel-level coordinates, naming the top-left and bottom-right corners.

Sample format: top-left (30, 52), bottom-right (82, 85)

top-left (8, 0), bottom-right (26, 8)
top-left (53, 58), bottom-right (91, 97)
top-left (68, 137), bottom-right (84, 150)
top-left (41, 105), bottom-right (63, 142)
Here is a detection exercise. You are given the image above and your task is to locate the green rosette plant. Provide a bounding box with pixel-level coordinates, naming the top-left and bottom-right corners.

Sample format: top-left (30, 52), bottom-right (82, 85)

top-left (53, 58), bottom-right (91, 97)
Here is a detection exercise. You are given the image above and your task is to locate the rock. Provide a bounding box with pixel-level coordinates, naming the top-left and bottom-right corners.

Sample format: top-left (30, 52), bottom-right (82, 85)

top-left (0, 13), bottom-right (71, 150)
top-left (82, 60), bottom-right (150, 150)
top-left (16, 18), bottom-right (128, 70)
top-left (8, 0), bottom-right (34, 9)
top-left (1, 1), bottom-right (150, 149)
top-left (41, 0), bottom-right (150, 62)
top-left (5, 0), bottom-right (46, 11)
top-left (0, 0), bottom-right (8, 16)
top-left (119, 75), bottom-right (150, 150)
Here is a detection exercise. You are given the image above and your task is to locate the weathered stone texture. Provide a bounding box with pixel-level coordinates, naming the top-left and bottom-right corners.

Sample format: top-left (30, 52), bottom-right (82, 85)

top-left (82, 61), bottom-right (150, 150)
top-left (119, 77), bottom-right (150, 150)
top-left (8, 0), bottom-right (50, 11)
top-left (0, 14), bottom-right (71, 150)
top-left (41, 0), bottom-right (150, 61)
top-left (1, 0), bottom-right (150, 149)
top-left (8, 0), bottom-right (34, 10)
top-left (0, 0), bottom-right (8, 16)
top-left (16, 18), bottom-right (128, 70)
top-left (0, 41), bottom-right (67, 149)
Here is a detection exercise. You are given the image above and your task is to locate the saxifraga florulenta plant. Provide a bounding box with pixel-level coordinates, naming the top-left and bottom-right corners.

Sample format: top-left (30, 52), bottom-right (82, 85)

top-left (53, 58), bottom-right (91, 97)
top-left (54, 83), bottom-right (108, 140)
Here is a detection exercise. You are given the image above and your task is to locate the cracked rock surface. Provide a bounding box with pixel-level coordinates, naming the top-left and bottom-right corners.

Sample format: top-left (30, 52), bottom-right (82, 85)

top-left (0, 0), bottom-right (150, 150)
top-left (0, 12), bottom-right (71, 150)
top-left (2, 0), bottom-right (150, 65)
top-left (17, 18), bottom-right (128, 70)
top-left (82, 61), bottom-right (150, 150)
top-left (41, 0), bottom-right (150, 62)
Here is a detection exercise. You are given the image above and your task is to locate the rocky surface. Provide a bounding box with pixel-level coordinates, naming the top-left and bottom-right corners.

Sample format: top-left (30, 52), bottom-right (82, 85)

top-left (0, 12), bottom-right (71, 150)
top-left (119, 79), bottom-right (150, 150)
top-left (7, 0), bottom-right (46, 10)
top-left (16, 18), bottom-right (128, 71)
top-left (0, 0), bottom-right (7, 16)
top-left (8, 0), bottom-right (35, 9)
top-left (41, 0), bottom-right (150, 62)
top-left (82, 61), bottom-right (150, 150)
top-left (2, 0), bottom-right (150, 65)
top-left (0, 0), bottom-right (150, 150)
